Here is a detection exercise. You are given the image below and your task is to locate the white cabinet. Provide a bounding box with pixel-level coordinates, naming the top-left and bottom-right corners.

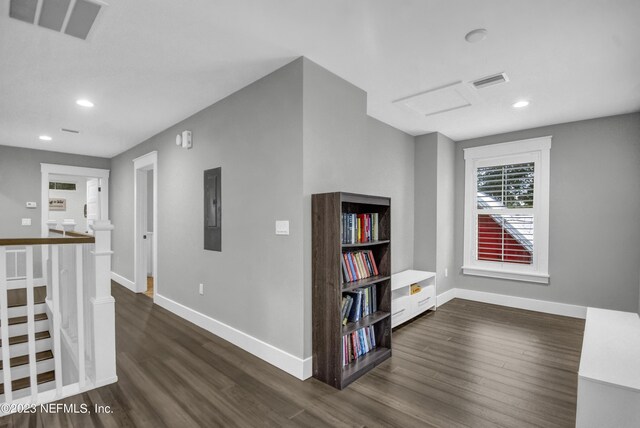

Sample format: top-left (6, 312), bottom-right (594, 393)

top-left (576, 308), bottom-right (640, 428)
top-left (391, 270), bottom-right (436, 328)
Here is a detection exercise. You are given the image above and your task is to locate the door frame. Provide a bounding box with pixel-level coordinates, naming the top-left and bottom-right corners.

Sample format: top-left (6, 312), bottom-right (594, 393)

top-left (133, 151), bottom-right (158, 299)
top-left (41, 163), bottom-right (110, 235)
top-left (41, 163), bottom-right (110, 288)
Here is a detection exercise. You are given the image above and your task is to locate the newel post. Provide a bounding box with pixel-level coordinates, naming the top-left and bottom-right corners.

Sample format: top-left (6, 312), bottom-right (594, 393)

top-left (90, 220), bottom-right (118, 387)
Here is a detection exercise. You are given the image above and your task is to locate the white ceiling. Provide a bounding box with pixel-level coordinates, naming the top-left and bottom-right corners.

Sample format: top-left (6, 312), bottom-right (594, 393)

top-left (1, 0), bottom-right (639, 158)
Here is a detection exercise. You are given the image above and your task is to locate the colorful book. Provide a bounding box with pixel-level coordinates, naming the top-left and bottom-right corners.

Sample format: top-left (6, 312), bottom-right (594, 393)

top-left (346, 252), bottom-right (358, 281)
top-left (367, 250), bottom-right (379, 275)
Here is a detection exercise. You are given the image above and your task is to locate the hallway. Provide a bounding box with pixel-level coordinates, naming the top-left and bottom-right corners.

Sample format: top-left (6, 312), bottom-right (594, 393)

top-left (0, 282), bottom-right (584, 427)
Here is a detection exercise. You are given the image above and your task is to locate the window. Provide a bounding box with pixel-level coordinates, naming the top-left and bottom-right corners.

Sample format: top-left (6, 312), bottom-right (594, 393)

top-left (49, 181), bottom-right (76, 191)
top-left (463, 136), bottom-right (551, 284)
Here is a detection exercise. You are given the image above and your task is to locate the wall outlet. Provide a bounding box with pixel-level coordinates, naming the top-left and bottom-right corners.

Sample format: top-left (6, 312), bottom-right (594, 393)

top-left (199, 283), bottom-right (204, 295)
top-left (445, 268), bottom-right (448, 277)
top-left (21, 218), bottom-right (31, 226)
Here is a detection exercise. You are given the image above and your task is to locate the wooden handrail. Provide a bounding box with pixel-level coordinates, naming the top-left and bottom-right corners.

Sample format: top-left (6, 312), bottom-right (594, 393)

top-left (0, 230), bottom-right (95, 246)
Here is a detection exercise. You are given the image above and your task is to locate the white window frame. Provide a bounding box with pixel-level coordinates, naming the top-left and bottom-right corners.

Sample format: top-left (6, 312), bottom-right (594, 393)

top-left (462, 136), bottom-right (551, 284)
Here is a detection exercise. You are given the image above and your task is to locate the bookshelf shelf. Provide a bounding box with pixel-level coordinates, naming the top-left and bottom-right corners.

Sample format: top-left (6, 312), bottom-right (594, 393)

top-left (341, 240), bottom-right (390, 248)
top-left (312, 192), bottom-right (392, 389)
top-left (342, 347), bottom-right (391, 384)
top-left (342, 311), bottom-right (390, 336)
top-left (342, 275), bottom-right (391, 292)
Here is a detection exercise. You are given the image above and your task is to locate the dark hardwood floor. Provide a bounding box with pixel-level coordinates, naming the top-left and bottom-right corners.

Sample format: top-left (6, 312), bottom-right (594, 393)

top-left (0, 284), bottom-right (585, 427)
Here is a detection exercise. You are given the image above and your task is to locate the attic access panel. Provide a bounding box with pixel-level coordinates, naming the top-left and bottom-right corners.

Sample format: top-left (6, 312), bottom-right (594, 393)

top-left (393, 81), bottom-right (479, 117)
top-left (204, 167), bottom-right (221, 252)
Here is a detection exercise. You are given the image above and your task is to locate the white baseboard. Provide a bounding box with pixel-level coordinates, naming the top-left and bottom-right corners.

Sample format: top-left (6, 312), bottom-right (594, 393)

top-left (437, 288), bottom-right (457, 307)
top-left (111, 272), bottom-right (135, 292)
top-left (444, 288), bottom-right (587, 319)
top-left (154, 293), bottom-right (311, 380)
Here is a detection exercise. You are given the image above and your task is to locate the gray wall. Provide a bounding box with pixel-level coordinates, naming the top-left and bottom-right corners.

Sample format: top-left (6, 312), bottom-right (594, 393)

top-left (435, 133), bottom-right (456, 293)
top-left (414, 133), bottom-right (438, 273)
top-left (454, 113), bottom-right (640, 312)
top-left (110, 58), bottom-right (306, 357)
top-left (301, 58), bottom-right (415, 357)
top-left (0, 145), bottom-right (110, 238)
top-left (413, 132), bottom-right (456, 294)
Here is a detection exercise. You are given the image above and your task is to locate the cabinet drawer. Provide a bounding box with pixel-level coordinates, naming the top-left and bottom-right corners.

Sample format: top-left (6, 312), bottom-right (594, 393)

top-left (411, 285), bottom-right (435, 314)
top-left (391, 296), bottom-right (410, 327)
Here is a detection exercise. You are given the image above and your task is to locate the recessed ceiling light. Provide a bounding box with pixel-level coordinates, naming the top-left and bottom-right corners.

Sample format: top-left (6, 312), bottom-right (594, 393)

top-left (512, 100), bottom-right (530, 108)
top-left (465, 28), bottom-right (488, 43)
top-left (39, 135), bottom-right (52, 141)
top-left (76, 99), bottom-right (94, 108)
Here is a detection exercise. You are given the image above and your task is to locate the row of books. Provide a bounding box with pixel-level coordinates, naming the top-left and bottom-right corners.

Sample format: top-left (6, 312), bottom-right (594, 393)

top-left (341, 285), bottom-right (377, 325)
top-left (341, 213), bottom-right (379, 244)
top-left (341, 250), bottom-right (379, 283)
top-left (342, 326), bottom-right (377, 366)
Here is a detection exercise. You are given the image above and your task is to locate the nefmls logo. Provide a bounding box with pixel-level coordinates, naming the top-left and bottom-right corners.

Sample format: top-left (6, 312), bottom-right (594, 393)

top-left (41, 403), bottom-right (89, 414)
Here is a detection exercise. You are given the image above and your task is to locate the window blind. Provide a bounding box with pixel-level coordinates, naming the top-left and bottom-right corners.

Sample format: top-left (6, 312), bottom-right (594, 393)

top-left (476, 162), bottom-right (534, 265)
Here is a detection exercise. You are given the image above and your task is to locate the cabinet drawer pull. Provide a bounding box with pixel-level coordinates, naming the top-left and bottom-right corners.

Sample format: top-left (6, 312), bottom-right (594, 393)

top-left (418, 297), bottom-right (431, 305)
top-left (392, 308), bottom-right (406, 317)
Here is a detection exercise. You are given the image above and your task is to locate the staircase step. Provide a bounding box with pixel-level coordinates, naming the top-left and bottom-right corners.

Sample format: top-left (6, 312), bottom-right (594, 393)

top-left (6, 302), bottom-right (47, 320)
top-left (7, 286), bottom-right (47, 308)
top-left (0, 331), bottom-right (50, 347)
top-left (4, 313), bottom-right (47, 326)
top-left (0, 370), bottom-right (55, 395)
top-left (0, 350), bottom-right (53, 371)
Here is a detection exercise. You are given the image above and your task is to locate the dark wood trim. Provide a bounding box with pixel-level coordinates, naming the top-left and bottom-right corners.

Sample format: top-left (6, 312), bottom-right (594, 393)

top-left (0, 236), bottom-right (94, 246)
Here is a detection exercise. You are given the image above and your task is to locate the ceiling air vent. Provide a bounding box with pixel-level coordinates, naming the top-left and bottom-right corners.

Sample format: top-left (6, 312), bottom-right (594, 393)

top-left (61, 128), bottom-right (80, 134)
top-left (471, 73), bottom-right (509, 89)
top-left (9, 0), bottom-right (105, 40)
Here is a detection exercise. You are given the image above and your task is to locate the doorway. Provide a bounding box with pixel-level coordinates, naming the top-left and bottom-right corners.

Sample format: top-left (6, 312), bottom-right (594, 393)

top-left (133, 152), bottom-right (158, 300)
top-left (41, 164), bottom-right (110, 235)
top-left (47, 174), bottom-right (99, 234)
top-left (41, 164), bottom-right (110, 285)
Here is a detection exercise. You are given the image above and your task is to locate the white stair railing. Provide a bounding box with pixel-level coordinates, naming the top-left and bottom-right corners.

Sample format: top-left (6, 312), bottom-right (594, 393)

top-left (0, 220), bottom-right (116, 413)
top-left (0, 247), bottom-right (13, 403)
top-left (6, 249), bottom-right (26, 281)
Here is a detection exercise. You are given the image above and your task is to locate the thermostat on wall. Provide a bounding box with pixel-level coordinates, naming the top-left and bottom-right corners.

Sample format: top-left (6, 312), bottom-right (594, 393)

top-left (26, 202), bottom-right (37, 208)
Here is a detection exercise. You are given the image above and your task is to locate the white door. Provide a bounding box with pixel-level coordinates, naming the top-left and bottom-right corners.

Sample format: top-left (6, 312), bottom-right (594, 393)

top-left (86, 178), bottom-right (100, 233)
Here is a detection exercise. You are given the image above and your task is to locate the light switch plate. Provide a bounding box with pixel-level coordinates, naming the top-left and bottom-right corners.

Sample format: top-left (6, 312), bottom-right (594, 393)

top-left (26, 201), bottom-right (37, 208)
top-left (22, 218), bottom-right (31, 226)
top-left (275, 220), bottom-right (289, 235)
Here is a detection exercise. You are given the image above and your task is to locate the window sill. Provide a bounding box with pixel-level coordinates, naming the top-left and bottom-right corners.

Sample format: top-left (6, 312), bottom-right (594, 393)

top-left (462, 266), bottom-right (549, 284)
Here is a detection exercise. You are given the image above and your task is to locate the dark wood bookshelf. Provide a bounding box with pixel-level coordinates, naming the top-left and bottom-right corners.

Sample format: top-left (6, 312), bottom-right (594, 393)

top-left (312, 192), bottom-right (392, 389)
